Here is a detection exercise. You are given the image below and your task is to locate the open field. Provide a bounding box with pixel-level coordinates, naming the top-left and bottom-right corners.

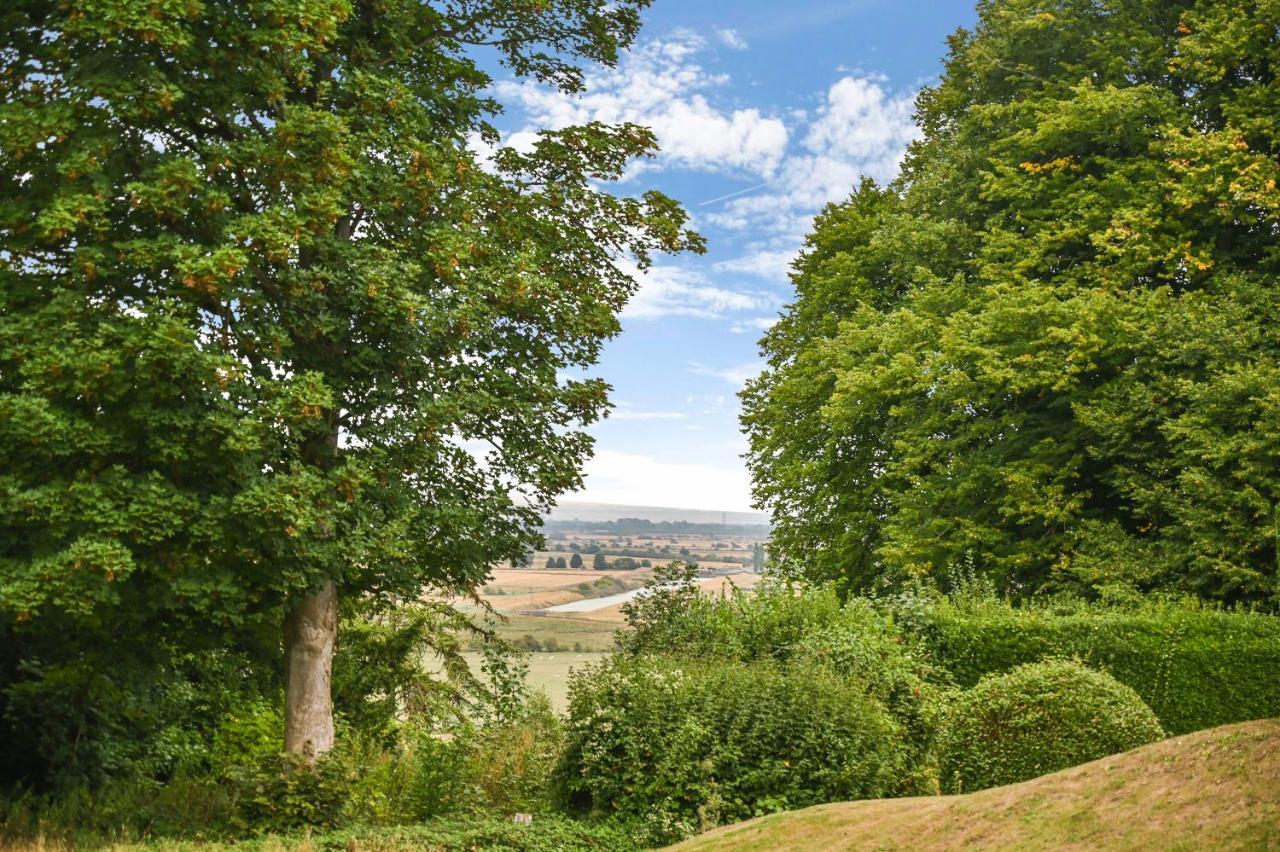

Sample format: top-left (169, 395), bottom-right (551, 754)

top-left (674, 719), bottom-right (1280, 852)
top-left (468, 650), bottom-right (608, 710)
top-left (486, 613), bottom-right (621, 650)
top-left (548, 572), bottom-right (764, 623)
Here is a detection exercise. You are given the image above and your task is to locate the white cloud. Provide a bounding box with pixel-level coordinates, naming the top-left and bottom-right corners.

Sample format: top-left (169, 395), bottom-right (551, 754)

top-left (495, 33), bottom-right (788, 177)
top-left (688, 360), bottom-right (767, 388)
top-left (575, 448), bottom-right (754, 512)
top-left (730, 317), bottom-right (779, 334)
top-left (705, 75), bottom-right (919, 234)
top-left (804, 76), bottom-right (918, 175)
top-left (621, 262), bottom-right (777, 321)
top-left (717, 28), bottom-right (748, 50)
top-left (715, 249), bottom-right (799, 282)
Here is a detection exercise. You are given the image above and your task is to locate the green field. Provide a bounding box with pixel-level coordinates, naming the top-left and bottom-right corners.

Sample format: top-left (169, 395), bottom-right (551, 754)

top-left (461, 650), bottom-right (610, 711)
top-left (490, 613), bottom-right (622, 651)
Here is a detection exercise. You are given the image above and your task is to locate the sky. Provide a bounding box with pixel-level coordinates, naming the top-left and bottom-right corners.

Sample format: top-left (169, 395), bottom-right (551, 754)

top-left (487, 0), bottom-right (978, 512)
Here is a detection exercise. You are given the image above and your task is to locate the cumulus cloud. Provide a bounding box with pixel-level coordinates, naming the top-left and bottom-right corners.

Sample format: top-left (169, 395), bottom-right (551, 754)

top-left (494, 33), bottom-right (788, 177)
top-left (621, 263), bottom-right (777, 321)
top-left (804, 76), bottom-right (919, 177)
top-left (717, 28), bottom-right (748, 50)
top-left (705, 75), bottom-right (920, 234)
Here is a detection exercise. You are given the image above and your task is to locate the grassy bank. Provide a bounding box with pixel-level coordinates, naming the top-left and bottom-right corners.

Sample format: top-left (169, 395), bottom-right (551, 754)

top-left (674, 719), bottom-right (1280, 851)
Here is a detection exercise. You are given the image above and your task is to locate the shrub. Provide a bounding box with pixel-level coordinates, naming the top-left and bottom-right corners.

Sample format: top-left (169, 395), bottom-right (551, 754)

top-left (938, 659), bottom-right (1164, 793)
top-left (914, 593), bottom-right (1280, 735)
top-left (795, 602), bottom-right (943, 791)
top-left (228, 750), bottom-right (358, 834)
top-left (618, 563), bottom-right (844, 662)
top-left (207, 698), bottom-right (283, 779)
top-left (558, 655), bottom-right (906, 840)
top-left (468, 693), bottom-right (565, 814)
top-left (618, 567), bottom-right (943, 790)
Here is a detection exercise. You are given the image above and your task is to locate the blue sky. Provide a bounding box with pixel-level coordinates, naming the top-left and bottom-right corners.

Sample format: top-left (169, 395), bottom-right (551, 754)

top-left (488, 0), bottom-right (977, 512)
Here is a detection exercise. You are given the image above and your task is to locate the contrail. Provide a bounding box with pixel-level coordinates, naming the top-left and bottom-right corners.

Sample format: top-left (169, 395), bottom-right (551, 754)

top-left (698, 179), bottom-right (779, 207)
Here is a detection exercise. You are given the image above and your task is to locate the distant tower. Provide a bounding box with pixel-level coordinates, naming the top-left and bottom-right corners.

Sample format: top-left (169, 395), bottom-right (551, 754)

top-left (752, 542), bottom-right (765, 573)
top-left (721, 511), bottom-right (727, 527)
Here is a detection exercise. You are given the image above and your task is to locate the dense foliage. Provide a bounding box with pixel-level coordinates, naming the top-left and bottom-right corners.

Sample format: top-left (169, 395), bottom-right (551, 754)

top-left (914, 588), bottom-right (1280, 735)
top-left (618, 564), bottom-right (942, 777)
top-left (550, 566), bottom-right (945, 836)
top-left (0, 0), bottom-right (700, 783)
top-left (0, 662), bottom-right (571, 842)
top-left (938, 659), bottom-right (1165, 792)
top-left (744, 0), bottom-right (1280, 606)
top-left (558, 656), bottom-right (906, 839)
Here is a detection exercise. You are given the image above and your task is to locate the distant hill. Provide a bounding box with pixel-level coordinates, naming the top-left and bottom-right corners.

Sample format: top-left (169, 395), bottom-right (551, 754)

top-left (674, 719), bottom-right (1280, 851)
top-left (546, 501), bottom-right (769, 527)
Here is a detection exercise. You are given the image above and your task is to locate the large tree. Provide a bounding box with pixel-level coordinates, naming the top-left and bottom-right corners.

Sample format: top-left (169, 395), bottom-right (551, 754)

top-left (1, 0), bottom-right (700, 768)
top-left (745, 0), bottom-right (1280, 607)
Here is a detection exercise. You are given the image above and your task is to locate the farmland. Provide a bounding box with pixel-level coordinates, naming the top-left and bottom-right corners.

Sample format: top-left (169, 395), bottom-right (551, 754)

top-left (450, 563), bottom-right (760, 705)
top-left (431, 509), bottom-right (771, 707)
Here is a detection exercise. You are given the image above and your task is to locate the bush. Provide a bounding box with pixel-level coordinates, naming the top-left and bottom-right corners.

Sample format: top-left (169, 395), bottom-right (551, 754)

top-left (938, 659), bottom-right (1164, 793)
top-left (618, 563), bottom-right (844, 662)
top-left (914, 593), bottom-right (1280, 735)
top-left (618, 567), bottom-right (943, 790)
top-left (557, 655), bottom-right (906, 840)
top-left (468, 694), bottom-right (565, 814)
top-left (228, 749), bottom-right (360, 834)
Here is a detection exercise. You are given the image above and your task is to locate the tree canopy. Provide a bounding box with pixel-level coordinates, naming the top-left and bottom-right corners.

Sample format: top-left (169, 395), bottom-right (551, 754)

top-left (1, 0), bottom-right (700, 780)
top-left (744, 0), bottom-right (1280, 607)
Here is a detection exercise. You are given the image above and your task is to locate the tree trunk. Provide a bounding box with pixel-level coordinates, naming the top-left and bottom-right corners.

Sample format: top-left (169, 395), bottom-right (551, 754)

top-left (283, 579), bottom-right (337, 762)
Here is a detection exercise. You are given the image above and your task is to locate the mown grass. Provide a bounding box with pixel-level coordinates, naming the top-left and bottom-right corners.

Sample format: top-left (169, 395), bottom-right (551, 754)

top-left (673, 719), bottom-right (1280, 851)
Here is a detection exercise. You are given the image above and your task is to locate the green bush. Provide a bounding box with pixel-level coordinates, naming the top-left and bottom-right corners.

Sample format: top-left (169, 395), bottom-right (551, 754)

top-left (795, 604), bottom-right (943, 792)
top-left (915, 593), bottom-right (1280, 735)
top-left (618, 567), bottom-right (944, 791)
top-left (618, 564), bottom-right (843, 662)
top-left (468, 694), bottom-right (565, 815)
top-left (558, 655), bottom-right (906, 840)
top-left (228, 750), bottom-right (358, 834)
top-left (207, 698), bottom-right (283, 779)
top-left (938, 659), bottom-right (1165, 793)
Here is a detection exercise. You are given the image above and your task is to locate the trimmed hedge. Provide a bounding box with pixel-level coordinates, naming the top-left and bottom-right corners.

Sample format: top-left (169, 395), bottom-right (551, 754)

top-left (917, 597), bottom-right (1280, 735)
top-left (938, 659), bottom-right (1164, 792)
top-left (558, 656), bottom-right (907, 836)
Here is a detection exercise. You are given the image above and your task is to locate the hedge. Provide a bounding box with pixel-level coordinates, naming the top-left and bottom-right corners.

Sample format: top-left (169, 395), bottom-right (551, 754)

top-left (917, 597), bottom-right (1280, 735)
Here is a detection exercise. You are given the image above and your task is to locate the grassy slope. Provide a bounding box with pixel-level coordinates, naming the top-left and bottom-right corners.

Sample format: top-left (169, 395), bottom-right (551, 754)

top-left (675, 719), bottom-right (1280, 852)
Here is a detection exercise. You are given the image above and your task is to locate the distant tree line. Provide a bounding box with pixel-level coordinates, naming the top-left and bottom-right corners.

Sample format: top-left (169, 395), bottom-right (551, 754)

top-left (543, 518), bottom-right (770, 536)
